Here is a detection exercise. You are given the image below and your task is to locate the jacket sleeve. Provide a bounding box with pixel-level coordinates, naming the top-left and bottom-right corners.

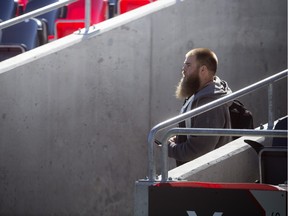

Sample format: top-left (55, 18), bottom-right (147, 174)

top-left (168, 102), bottom-right (228, 162)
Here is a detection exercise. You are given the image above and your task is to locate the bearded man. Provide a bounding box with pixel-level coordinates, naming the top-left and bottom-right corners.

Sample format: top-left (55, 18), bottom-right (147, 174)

top-left (168, 48), bottom-right (232, 166)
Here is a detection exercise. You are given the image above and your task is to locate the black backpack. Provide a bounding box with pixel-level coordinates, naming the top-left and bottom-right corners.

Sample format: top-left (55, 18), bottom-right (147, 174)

top-left (229, 100), bottom-right (254, 140)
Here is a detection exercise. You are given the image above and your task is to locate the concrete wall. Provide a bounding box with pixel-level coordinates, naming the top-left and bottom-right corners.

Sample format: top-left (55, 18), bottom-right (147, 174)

top-left (0, 0), bottom-right (286, 215)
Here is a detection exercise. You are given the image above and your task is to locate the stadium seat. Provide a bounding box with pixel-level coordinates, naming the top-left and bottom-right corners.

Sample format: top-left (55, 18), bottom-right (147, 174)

top-left (0, 18), bottom-right (45, 56)
top-left (17, 0), bottom-right (29, 15)
top-left (119, 0), bottom-right (157, 14)
top-left (24, 0), bottom-right (61, 39)
top-left (55, 0), bottom-right (108, 39)
top-left (0, 45), bottom-right (26, 62)
top-left (0, 0), bottom-right (17, 21)
top-left (259, 147), bottom-right (287, 185)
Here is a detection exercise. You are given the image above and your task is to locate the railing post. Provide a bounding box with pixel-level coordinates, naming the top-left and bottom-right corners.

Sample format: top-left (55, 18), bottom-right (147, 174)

top-left (85, 0), bottom-right (91, 33)
top-left (161, 136), bottom-right (169, 181)
top-left (148, 132), bottom-right (157, 182)
top-left (268, 84), bottom-right (274, 129)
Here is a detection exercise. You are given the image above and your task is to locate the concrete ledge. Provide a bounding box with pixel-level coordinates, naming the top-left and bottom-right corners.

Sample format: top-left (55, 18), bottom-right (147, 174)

top-left (168, 136), bottom-right (262, 183)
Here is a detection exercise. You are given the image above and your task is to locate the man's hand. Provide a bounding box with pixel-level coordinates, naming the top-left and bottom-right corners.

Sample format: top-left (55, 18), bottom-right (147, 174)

top-left (169, 136), bottom-right (177, 143)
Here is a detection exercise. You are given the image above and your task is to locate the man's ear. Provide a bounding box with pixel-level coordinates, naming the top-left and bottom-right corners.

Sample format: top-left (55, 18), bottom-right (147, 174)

top-left (199, 65), bottom-right (208, 76)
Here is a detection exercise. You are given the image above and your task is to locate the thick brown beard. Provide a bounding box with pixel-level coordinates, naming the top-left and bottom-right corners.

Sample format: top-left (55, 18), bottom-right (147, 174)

top-left (175, 74), bottom-right (200, 99)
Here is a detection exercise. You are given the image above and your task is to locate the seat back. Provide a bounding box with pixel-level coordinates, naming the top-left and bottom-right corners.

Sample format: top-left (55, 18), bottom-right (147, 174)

top-left (119, 0), bottom-right (156, 14)
top-left (259, 148), bottom-right (287, 185)
top-left (25, 0), bottom-right (60, 35)
top-left (1, 18), bottom-right (41, 51)
top-left (55, 0), bottom-right (107, 39)
top-left (56, 22), bottom-right (85, 39)
top-left (17, 0), bottom-right (29, 14)
top-left (61, 0), bottom-right (107, 23)
top-left (18, 0), bottom-right (29, 8)
top-left (0, 0), bottom-right (16, 21)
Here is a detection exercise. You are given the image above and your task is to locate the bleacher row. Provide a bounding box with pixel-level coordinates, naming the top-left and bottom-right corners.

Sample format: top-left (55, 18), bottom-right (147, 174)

top-left (0, 0), bottom-right (157, 61)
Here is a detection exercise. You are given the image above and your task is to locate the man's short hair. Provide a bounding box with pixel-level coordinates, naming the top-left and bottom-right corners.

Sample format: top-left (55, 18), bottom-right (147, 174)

top-left (186, 48), bottom-right (218, 74)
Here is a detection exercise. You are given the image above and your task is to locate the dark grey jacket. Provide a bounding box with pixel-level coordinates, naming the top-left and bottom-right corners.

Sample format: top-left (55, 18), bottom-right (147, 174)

top-left (168, 76), bottom-right (232, 165)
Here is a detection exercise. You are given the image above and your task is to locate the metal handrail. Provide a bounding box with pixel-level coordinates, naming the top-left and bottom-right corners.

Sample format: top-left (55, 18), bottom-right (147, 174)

top-left (160, 128), bottom-right (287, 181)
top-left (0, 0), bottom-right (77, 30)
top-left (147, 69), bottom-right (288, 181)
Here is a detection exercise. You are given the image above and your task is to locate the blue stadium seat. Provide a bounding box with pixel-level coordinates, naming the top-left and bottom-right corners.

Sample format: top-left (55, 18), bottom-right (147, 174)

top-left (1, 18), bottom-right (42, 50)
top-left (0, 0), bottom-right (17, 21)
top-left (24, 0), bottom-right (60, 37)
top-left (0, 18), bottom-right (46, 61)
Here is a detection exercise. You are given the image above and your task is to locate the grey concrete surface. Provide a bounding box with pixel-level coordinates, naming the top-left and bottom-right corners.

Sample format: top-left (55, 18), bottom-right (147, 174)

top-left (168, 136), bottom-right (261, 183)
top-left (0, 0), bottom-right (286, 215)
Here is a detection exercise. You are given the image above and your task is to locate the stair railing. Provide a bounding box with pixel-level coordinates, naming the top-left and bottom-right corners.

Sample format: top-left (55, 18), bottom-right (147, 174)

top-left (147, 69), bottom-right (288, 182)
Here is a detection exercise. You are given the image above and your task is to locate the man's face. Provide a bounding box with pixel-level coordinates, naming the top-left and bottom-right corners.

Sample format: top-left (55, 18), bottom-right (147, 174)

top-left (176, 55), bottom-right (201, 99)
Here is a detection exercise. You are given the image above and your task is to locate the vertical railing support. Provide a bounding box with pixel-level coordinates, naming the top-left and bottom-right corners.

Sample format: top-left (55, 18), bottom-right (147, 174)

top-left (268, 84), bottom-right (274, 129)
top-left (85, 0), bottom-right (91, 33)
top-left (148, 133), bottom-right (156, 181)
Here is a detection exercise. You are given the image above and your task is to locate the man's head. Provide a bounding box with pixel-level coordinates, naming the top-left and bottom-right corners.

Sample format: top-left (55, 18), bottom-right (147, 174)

top-left (175, 48), bottom-right (218, 99)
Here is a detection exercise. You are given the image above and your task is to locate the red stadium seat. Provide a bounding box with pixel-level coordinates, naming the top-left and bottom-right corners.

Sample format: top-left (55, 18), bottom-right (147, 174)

top-left (55, 0), bottom-right (108, 39)
top-left (17, 0), bottom-right (29, 9)
top-left (17, 0), bottom-right (29, 14)
top-left (119, 0), bottom-right (157, 14)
